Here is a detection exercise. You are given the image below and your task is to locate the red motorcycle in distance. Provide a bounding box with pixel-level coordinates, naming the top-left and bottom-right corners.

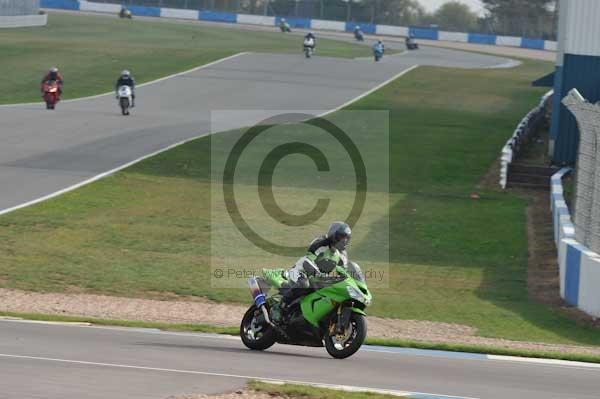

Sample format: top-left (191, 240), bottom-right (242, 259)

top-left (42, 80), bottom-right (60, 110)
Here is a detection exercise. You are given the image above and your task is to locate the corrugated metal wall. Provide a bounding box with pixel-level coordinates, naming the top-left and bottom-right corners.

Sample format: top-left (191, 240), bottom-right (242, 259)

top-left (0, 0), bottom-right (40, 15)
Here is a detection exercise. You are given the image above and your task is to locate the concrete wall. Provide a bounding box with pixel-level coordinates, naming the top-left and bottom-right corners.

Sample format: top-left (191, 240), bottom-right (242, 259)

top-left (551, 168), bottom-right (600, 318)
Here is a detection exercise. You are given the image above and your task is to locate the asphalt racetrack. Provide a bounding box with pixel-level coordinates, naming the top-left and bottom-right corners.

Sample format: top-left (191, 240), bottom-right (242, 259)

top-left (0, 43), bottom-right (514, 214)
top-left (0, 320), bottom-right (598, 399)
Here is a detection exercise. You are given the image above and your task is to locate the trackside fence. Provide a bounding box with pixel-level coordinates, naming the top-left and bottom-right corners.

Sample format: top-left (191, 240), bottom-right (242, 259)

top-left (41, 0), bottom-right (558, 51)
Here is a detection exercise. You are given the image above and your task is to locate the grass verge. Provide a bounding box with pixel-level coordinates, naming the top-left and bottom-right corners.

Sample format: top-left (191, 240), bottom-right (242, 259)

top-left (248, 380), bottom-right (407, 399)
top-left (0, 12), bottom-right (370, 104)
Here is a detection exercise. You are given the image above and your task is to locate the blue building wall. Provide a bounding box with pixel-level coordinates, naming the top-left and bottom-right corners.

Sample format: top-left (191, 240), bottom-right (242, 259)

top-left (554, 54), bottom-right (600, 164)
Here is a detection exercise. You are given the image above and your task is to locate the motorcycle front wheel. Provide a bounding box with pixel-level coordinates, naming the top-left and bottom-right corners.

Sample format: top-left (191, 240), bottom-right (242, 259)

top-left (120, 98), bottom-right (130, 115)
top-left (324, 313), bottom-right (367, 359)
top-left (240, 305), bottom-right (276, 351)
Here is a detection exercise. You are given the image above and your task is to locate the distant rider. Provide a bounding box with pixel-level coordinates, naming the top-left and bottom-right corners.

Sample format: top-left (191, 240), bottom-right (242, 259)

top-left (281, 222), bottom-right (351, 304)
top-left (279, 18), bottom-right (290, 32)
top-left (115, 70), bottom-right (136, 107)
top-left (354, 26), bottom-right (364, 41)
top-left (41, 67), bottom-right (63, 95)
top-left (373, 40), bottom-right (385, 54)
top-left (119, 6), bottom-right (131, 18)
top-left (304, 31), bottom-right (316, 50)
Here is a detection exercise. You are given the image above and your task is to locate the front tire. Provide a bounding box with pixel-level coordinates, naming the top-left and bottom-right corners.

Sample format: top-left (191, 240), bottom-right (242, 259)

top-left (324, 313), bottom-right (367, 359)
top-left (240, 305), bottom-right (276, 351)
top-left (120, 98), bottom-right (129, 116)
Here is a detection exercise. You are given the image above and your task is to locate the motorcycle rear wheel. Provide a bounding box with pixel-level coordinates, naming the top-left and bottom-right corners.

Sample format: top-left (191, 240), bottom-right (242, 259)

top-left (240, 305), bottom-right (276, 351)
top-left (324, 313), bottom-right (367, 359)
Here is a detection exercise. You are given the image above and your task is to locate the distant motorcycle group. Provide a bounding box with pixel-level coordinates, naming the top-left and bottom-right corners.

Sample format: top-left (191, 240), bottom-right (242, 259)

top-left (280, 19), bottom-right (418, 62)
top-left (41, 68), bottom-right (136, 116)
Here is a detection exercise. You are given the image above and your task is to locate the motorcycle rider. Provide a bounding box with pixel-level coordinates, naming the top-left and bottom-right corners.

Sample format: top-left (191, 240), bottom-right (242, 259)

top-left (119, 6), bottom-right (131, 18)
top-left (115, 69), bottom-right (136, 107)
top-left (303, 31), bottom-right (316, 50)
top-left (279, 18), bottom-right (290, 32)
top-left (373, 39), bottom-right (385, 61)
top-left (280, 222), bottom-right (351, 306)
top-left (41, 67), bottom-right (63, 95)
top-left (406, 34), bottom-right (417, 49)
top-left (354, 25), bottom-right (364, 41)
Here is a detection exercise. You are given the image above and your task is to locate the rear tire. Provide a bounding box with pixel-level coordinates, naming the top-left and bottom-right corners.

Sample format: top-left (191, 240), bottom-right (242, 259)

top-left (240, 305), bottom-right (276, 351)
top-left (324, 313), bottom-right (367, 359)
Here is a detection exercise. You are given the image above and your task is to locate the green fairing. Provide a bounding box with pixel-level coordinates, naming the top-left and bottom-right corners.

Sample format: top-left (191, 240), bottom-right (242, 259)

top-left (261, 262), bottom-right (372, 328)
top-left (300, 266), bottom-right (372, 327)
top-left (350, 307), bottom-right (366, 315)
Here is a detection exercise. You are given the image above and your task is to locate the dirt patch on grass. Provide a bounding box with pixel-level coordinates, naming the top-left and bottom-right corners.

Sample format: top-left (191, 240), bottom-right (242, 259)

top-left (2, 287), bottom-right (600, 356)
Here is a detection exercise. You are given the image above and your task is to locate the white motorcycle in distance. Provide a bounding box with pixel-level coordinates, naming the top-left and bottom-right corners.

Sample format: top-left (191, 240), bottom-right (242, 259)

top-left (117, 85), bottom-right (133, 115)
top-left (304, 38), bottom-right (315, 58)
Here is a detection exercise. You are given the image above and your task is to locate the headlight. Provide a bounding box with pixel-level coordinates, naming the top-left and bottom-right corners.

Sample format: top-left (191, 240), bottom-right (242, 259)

top-left (347, 285), bottom-right (364, 302)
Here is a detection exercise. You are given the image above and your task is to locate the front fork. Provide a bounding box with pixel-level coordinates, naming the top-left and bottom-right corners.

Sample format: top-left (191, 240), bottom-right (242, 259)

top-left (330, 305), bottom-right (353, 335)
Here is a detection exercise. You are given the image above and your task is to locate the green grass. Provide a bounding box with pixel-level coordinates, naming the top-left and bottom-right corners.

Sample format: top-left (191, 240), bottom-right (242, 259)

top-left (0, 12), bottom-right (370, 104)
top-left (1, 17), bottom-right (598, 348)
top-left (249, 381), bottom-right (407, 399)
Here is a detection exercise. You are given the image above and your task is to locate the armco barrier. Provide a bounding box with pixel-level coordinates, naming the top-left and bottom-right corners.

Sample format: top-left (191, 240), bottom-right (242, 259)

top-left (275, 16), bottom-right (309, 29)
top-left (375, 24), bottom-right (408, 37)
top-left (311, 19), bottom-right (345, 32)
top-left (438, 31), bottom-right (468, 43)
top-left (237, 14), bottom-right (274, 26)
top-left (160, 7), bottom-right (198, 20)
top-left (40, 0), bottom-right (79, 10)
top-left (128, 5), bottom-right (160, 18)
top-left (551, 168), bottom-right (600, 317)
top-left (409, 27), bottom-right (438, 40)
top-left (42, 1), bottom-right (558, 52)
top-left (346, 22), bottom-right (375, 35)
top-left (0, 14), bottom-right (48, 28)
top-left (199, 11), bottom-right (236, 23)
top-left (521, 38), bottom-right (545, 50)
top-left (79, 0), bottom-right (119, 13)
top-left (496, 35), bottom-right (522, 48)
top-left (468, 33), bottom-right (496, 45)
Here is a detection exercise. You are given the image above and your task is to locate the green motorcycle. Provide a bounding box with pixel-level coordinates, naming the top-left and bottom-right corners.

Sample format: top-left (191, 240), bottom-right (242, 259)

top-left (240, 261), bottom-right (372, 359)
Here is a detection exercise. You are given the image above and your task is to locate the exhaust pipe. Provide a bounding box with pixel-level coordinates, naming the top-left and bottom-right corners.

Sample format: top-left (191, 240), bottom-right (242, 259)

top-left (248, 278), bottom-right (273, 326)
